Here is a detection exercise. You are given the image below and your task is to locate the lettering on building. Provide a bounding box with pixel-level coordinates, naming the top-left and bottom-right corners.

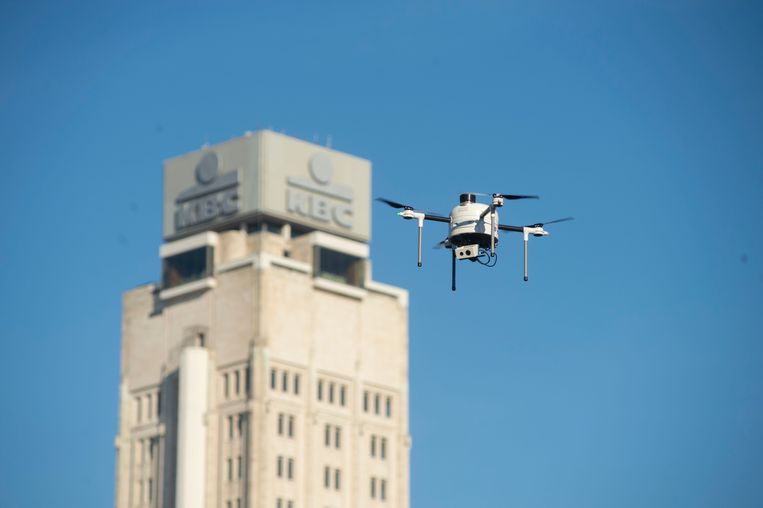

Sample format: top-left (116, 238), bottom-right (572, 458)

top-left (286, 153), bottom-right (353, 228)
top-left (175, 151), bottom-right (241, 230)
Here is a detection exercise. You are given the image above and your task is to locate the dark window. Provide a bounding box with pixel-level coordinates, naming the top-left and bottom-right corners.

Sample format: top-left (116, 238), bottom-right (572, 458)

top-left (314, 247), bottom-right (364, 287)
top-left (248, 220), bottom-right (281, 234)
top-left (290, 225), bottom-right (309, 238)
top-left (162, 246), bottom-right (212, 289)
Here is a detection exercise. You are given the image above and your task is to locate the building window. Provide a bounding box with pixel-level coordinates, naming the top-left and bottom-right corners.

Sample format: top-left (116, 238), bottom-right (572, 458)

top-left (363, 391), bottom-right (369, 412)
top-left (287, 458), bottom-right (294, 480)
top-left (224, 373), bottom-right (229, 398)
top-left (328, 382), bottom-right (335, 404)
top-left (294, 374), bottom-right (300, 395)
top-left (340, 385), bottom-right (346, 406)
top-left (324, 466), bottom-right (331, 488)
top-left (276, 499), bottom-right (282, 508)
top-left (314, 246), bottom-right (364, 287)
top-left (228, 415), bottom-right (234, 439)
top-left (371, 435), bottom-right (376, 457)
top-left (146, 393), bottom-right (153, 419)
top-left (381, 437), bottom-right (387, 459)
top-left (271, 369), bottom-right (277, 390)
top-left (238, 455), bottom-right (243, 479)
top-left (287, 501), bottom-right (293, 508)
top-left (335, 426), bottom-right (341, 449)
top-left (324, 424), bottom-right (331, 447)
top-left (238, 413), bottom-right (245, 436)
top-left (370, 477), bottom-right (376, 499)
top-left (278, 413), bottom-right (284, 435)
top-left (288, 415), bottom-right (295, 438)
top-left (282, 371), bottom-right (289, 392)
top-left (277, 456), bottom-right (283, 478)
top-left (381, 479), bottom-right (387, 501)
top-left (235, 370), bottom-right (241, 395)
top-left (245, 366), bottom-right (250, 394)
top-left (162, 246), bottom-right (213, 289)
top-left (335, 469), bottom-right (341, 491)
top-left (386, 396), bottom-right (392, 417)
top-left (374, 394), bottom-right (381, 415)
top-left (227, 458), bottom-right (233, 481)
top-left (318, 380), bottom-right (323, 401)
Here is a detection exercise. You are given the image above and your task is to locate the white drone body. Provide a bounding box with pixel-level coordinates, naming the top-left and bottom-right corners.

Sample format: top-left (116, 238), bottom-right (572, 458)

top-left (381, 192), bottom-right (571, 291)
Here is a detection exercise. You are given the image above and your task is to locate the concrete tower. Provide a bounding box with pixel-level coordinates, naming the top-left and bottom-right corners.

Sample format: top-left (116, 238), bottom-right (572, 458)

top-left (114, 131), bottom-right (410, 508)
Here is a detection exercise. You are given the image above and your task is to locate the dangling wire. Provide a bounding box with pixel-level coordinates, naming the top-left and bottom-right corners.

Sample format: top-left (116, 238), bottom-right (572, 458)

top-left (476, 248), bottom-right (498, 267)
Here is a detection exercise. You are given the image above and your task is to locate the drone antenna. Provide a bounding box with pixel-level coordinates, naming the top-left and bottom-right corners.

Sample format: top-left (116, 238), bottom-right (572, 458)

top-left (451, 250), bottom-right (457, 291)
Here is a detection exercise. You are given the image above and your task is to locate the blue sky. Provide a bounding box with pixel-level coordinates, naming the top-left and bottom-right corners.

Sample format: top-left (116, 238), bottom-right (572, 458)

top-left (1, 1), bottom-right (762, 506)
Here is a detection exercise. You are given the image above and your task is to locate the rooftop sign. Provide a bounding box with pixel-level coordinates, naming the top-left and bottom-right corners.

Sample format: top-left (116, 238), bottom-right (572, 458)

top-left (163, 131), bottom-right (371, 241)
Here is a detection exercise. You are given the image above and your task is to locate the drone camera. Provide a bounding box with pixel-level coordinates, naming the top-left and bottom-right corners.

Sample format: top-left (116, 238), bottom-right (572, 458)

top-left (454, 244), bottom-right (480, 260)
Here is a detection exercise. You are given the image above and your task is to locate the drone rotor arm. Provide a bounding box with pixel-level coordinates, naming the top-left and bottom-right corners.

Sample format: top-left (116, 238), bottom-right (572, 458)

top-left (497, 224), bottom-right (524, 233)
top-left (423, 213), bottom-right (450, 223)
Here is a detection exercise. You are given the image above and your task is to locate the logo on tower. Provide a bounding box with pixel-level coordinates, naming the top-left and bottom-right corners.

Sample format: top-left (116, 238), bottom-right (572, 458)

top-left (286, 153), bottom-right (353, 228)
top-left (175, 151), bottom-right (241, 230)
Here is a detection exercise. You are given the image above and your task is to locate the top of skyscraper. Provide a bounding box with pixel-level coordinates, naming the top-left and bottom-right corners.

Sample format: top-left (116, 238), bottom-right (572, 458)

top-left (163, 130), bottom-right (371, 242)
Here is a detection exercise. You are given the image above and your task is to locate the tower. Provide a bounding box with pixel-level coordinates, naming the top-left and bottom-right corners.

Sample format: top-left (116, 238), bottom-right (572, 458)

top-left (114, 130), bottom-right (410, 508)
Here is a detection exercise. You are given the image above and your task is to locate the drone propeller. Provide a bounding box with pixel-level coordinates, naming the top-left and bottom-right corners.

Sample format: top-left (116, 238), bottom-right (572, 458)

top-left (528, 217), bottom-right (574, 227)
top-left (498, 193), bottom-right (539, 200)
top-left (433, 238), bottom-right (449, 250)
top-left (376, 197), bottom-right (413, 210)
top-left (467, 192), bottom-right (539, 200)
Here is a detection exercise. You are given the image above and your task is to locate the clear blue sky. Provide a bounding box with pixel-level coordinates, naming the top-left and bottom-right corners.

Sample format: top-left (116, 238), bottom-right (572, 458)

top-left (1, 1), bottom-right (762, 506)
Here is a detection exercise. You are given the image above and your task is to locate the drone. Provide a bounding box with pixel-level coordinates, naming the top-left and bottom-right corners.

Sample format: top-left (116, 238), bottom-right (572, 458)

top-left (377, 193), bottom-right (573, 290)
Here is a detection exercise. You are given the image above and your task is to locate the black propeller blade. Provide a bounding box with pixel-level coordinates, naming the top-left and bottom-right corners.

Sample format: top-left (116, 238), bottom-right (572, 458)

top-left (499, 194), bottom-right (539, 200)
top-left (467, 192), bottom-right (539, 200)
top-left (376, 197), bottom-right (413, 210)
top-left (529, 217), bottom-right (574, 227)
top-left (433, 239), bottom-right (450, 249)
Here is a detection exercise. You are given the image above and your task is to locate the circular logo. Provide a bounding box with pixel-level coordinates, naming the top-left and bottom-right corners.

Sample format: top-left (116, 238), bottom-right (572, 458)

top-left (196, 152), bottom-right (220, 184)
top-left (309, 153), bottom-right (332, 184)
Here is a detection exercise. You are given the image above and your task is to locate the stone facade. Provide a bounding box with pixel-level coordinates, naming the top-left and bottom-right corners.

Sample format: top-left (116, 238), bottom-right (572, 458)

top-left (115, 221), bottom-right (410, 508)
